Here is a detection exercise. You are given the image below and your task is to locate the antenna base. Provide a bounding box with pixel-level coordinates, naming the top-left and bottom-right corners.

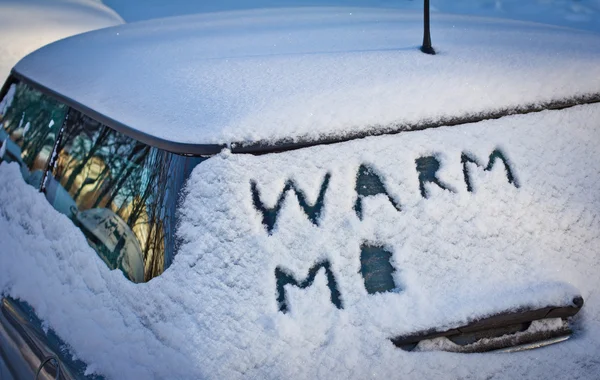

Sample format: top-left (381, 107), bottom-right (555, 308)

top-left (420, 45), bottom-right (436, 55)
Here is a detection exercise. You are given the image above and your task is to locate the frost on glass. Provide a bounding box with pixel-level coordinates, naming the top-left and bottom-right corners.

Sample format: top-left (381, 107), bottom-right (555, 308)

top-left (276, 260), bottom-right (343, 313)
top-left (461, 149), bottom-right (519, 193)
top-left (251, 173), bottom-right (330, 234)
top-left (360, 244), bottom-right (397, 294)
top-left (354, 164), bottom-right (401, 220)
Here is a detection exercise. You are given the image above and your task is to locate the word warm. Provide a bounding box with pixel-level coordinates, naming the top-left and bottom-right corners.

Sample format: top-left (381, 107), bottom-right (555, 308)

top-left (252, 149), bottom-right (519, 234)
top-left (261, 149), bottom-right (519, 313)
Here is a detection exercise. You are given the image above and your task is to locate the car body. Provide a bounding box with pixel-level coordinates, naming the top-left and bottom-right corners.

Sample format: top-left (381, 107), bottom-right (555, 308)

top-left (1, 7), bottom-right (600, 379)
top-left (0, 0), bottom-right (124, 83)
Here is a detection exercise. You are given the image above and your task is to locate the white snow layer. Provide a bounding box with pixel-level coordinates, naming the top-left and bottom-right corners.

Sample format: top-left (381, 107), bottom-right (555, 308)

top-left (0, 0), bottom-right (123, 83)
top-left (1, 102), bottom-right (600, 378)
top-left (13, 8), bottom-right (600, 147)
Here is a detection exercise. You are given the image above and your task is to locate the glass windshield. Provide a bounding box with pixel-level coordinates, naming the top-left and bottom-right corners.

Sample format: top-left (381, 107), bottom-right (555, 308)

top-left (44, 108), bottom-right (203, 282)
top-left (1, 79), bottom-right (204, 283)
top-left (0, 81), bottom-right (67, 188)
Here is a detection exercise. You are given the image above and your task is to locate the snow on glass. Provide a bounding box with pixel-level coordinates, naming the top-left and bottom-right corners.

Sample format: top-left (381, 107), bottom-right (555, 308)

top-left (1, 104), bottom-right (600, 379)
top-left (253, 149), bottom-right (519, 307)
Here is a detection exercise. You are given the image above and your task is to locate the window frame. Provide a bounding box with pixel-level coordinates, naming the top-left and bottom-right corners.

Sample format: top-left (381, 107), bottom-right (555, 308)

top-left (10, 70), bottom-right (223, 156)
top-left (1, 74), bottom-right (207, 282)
top-left (0, 75), bottom-right (16, 106)
top-left (9, 69), bottom-right (600, 156)
top-left (0, 77), bottom-right (70, 191)
top-left (3, 73), bottom-right (212, 190)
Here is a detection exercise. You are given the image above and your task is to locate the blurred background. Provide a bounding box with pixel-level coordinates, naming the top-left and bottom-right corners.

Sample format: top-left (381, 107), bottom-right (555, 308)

top-left (103, 0), bottom-right (600, 31)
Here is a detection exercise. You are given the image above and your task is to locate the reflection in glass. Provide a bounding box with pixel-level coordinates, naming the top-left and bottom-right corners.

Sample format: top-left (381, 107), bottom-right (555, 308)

top-left (1, 81), bottom-right (203, 283)
top-left (0, 82), bottom-right (66, 188)
top-left (44, 109), bottom-right (203, 282)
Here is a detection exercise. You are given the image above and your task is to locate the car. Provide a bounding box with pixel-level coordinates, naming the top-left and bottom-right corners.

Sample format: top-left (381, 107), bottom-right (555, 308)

top-left (0, 0), bottom-right (124, 82)
top-left (1, 5), bottom-right (600, 379)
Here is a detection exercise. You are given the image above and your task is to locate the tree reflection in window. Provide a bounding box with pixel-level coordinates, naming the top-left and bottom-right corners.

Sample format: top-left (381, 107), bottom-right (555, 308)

top-left (45, 109), bottom-right (203, 282)
top-left (0, 82), bottom-right (66, 188)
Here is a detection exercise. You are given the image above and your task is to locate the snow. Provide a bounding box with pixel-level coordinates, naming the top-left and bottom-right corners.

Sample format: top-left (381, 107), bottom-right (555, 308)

top-left (0, 138), bottom-right (6, 159)
top-left (13, 8), bottom-right (600, 148)
top-left (102, 0), bottom-right (600, 33)
top-left (1, 100), bottom-right (600, 378)
top-left (0, 83), bottom-right (15, 117)
top-left (0, 0), bottom-right (123, 83)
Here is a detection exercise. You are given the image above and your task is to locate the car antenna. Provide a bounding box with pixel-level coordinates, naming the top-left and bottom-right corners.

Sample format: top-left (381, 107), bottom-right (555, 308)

top-left (421, 0), bottom-right (436, 55)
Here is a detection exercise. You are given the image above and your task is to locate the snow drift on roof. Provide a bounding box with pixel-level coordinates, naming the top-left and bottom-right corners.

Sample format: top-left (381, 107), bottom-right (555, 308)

top-left (1, 102), bottom-right (600, 378)
top-left (13, 8), bottom-right (600, 149)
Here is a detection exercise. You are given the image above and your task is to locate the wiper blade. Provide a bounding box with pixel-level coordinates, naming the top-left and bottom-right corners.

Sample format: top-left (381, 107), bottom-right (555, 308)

top-left (391, 296), bottom-right (584, 353)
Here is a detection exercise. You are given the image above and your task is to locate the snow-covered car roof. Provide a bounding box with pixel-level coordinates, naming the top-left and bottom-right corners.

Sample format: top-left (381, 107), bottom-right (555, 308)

top-left (0, 0), bottom-right (123, 83)
top-left (12, 7), bottom-right (600, 154)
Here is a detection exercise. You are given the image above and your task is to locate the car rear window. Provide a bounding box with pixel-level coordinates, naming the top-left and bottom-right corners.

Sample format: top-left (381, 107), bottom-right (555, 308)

top-left (0, 81), bottom-right (67, 188)
top-left (44, 108), bottom-right (204, 282)
top-left (0, 79), bottom-right (203, 283)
